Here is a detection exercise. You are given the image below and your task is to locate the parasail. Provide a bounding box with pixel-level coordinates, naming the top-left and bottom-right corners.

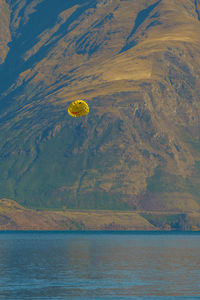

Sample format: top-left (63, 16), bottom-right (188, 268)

top-left (68, 100), bottom-right (89, 118)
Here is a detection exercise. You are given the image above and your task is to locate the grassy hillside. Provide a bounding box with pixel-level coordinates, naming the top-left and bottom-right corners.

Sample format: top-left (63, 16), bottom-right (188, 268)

top-left (0, 0), bottom-right (200, 214)
top-left (0, 198), bottom-right (200, 231)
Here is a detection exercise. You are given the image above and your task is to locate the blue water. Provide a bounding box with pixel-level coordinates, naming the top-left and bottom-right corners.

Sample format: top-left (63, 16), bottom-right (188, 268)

top-left (0, 231), bottom-right (200, 299)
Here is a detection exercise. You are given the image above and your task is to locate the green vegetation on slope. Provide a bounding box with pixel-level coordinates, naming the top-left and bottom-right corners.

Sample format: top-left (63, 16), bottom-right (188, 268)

top-left (147, 166), bottom-right (200, 203)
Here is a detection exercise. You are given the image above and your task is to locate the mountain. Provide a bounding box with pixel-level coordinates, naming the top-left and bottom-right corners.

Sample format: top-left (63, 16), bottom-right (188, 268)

top-left (1, 0), bottom-right (200, 215)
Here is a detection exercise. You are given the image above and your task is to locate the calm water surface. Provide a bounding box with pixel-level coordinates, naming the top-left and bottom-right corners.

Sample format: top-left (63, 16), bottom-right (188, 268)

top-left (0, 231), bottom-right (199, 299)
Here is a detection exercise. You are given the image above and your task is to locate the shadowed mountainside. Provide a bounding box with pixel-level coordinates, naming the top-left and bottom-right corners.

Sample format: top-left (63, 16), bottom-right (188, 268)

top-left (1, 0), bottom-right (200, 219)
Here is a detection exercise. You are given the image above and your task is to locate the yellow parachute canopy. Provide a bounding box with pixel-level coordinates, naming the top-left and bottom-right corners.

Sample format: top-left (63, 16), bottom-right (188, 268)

top-left (68, 100), bottom-right (89, 118)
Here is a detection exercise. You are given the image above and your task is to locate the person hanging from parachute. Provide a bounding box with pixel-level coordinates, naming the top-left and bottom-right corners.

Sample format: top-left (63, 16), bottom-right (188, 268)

top-left (68, 100), bottom-right (89, 127)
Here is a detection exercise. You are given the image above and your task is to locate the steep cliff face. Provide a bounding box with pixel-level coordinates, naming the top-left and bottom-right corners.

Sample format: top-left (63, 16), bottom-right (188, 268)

top-left (1, 0), bottom-right (200, 212)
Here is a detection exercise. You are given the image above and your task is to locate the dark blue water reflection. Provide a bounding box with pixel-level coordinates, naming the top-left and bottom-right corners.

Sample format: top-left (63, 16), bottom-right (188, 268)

top-left (0, 231), bottom-right (200, 299)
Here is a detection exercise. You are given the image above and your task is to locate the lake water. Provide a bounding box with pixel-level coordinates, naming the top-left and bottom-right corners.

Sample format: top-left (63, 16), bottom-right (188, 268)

top-left (0, 231), bottom-right (199, 299)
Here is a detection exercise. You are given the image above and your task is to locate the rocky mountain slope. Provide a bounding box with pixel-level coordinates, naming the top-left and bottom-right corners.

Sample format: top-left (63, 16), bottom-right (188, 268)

top-left (1, 0), bottom-right (200, 214)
